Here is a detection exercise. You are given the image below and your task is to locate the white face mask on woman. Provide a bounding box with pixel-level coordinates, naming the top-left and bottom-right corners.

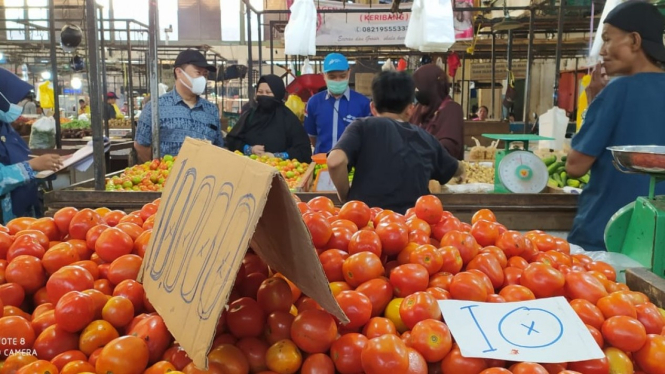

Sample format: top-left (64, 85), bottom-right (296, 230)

top-left (178, 69), bottom-right (207, 96)
top-left (0, 92), bottom-right (22, 123)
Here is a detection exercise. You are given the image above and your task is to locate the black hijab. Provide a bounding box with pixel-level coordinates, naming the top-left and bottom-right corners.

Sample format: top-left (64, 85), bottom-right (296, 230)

top-left (227, 75), bottom-right (293, 150)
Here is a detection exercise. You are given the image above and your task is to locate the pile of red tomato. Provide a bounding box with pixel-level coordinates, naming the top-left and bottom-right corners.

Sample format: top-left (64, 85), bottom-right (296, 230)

top-left (0, 195), bottom-right (663, 374)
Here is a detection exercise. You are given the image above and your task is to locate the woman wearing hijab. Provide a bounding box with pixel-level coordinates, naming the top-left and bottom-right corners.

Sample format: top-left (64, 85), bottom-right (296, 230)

top-left (0, 67), bottom-right (63, 224)
top-left (410, 64), bottom-right (465, 160)
top-left (226, 75), bottom-right (312, 162)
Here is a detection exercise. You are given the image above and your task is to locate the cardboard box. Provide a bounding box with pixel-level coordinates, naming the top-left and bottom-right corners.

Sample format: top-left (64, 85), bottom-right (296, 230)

top-left (354, 73), bottom-right (375, 97)
top-left (138, 138), bottom-right (347, 369)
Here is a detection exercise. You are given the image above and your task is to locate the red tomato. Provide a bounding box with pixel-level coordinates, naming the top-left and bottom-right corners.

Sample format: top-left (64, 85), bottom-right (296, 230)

top-left (226, 297), bottom-right (266, 339)
top-left (41, 243), bottom-right (80, 275)
top-left (479, 246), bottom-right (508, 268)
top-left (0, 282), bottom-right (26, 307)
top-left (567, 357), bottom-right (610, 374)
top-left (291, 309), bottom-right (338, 353)
top-left (265, 311), bottom-right (295, 345)
top-left (449, 271), bottom-right (488, 302)
top-left (327, 226), bottom-right (354, 251)
top-left (409, 245), bottom-right (444, 275)
top-left (6, 235), bottom-right (45, 262)
top-left (347, 230), bottom-right (382, 257)
top-left (363, 317), bottom-right (398, 339)
top-left (0, 315), bottom-right (35, 352)
top-left (257, 277), bottom-right (293, 314)
top-left (440, 231), bottom-right (479, 266)
top-left (301, 353), bottom-right (335, 374)
top-left (634, 334), bottom-right (665, 374)
top-left (440, 344), bottom-right (488, 373)
top-left (34, 324), bottom-right (79, 360)
top-left (438, 246), bottom-right (463, 275)
top-left (587, 261), bottom-right (617, 282)
top-left (519, 263), bottom-right (565, 299)
top-left (414, 195), bottom-right (444, 224)
top-left (5, 255), bottom-right (46, 294)
top-left (320, 249), bottom-right (349, 282)
top-left (102, 296), bottom-right (135, 329)
top-left (330, 333), bottom-right (368, 374)
top-left (502, 267), bottom-right (523, 287)
top-left (470, 220), bottom-right (500, 247)
top-left (466, 253), bottom-right (504, 290)
top-left (15, 360), bottom-right (59, 374)
top-left (95, 336), bottom-right (150, 374)
top-left (510, 362), bottom-right (549, 374)
top-left (636, 302), bottom-right (665, 334)
top-left (308, 196), bottom-right (336, 214)
top-left (115, 222), bottom-right (144, 241)
top-left (429, 272), bottom-right (454, 290)
top-left (431, 217), bottom-right (462, 242)
top-left (54, 291), bottom-right (95, 333)
top-left (356, 278), bottom-right (394, 317)
top-left (52, 350), bottom-right (88, 370)
top-left (68, 209), bottom-right (104, 240)
top-left (601, 315), bottom-right (647, 352)
top-left (112, 279), bottom-right (145, 314)
top-left (303, 212), bottom-right (333, 248)
top-left (405, 348), bottom-right (428, 374)
top-left (408, 319), bottom-right (453, 362)
top-left (342, 252), bottom-right (384, 288)
top-left (570, 299), bottom-right (605, 330)
top-left (335, 290), bottom-right (372, 330)
top-left (127, 314), bottom-right (174, 364)
top-left (79, 320), bottom-right (120, 356)
top-left (495, 230), bottom-right (526, 257)
top-left (596, 292), bottom-right (637, 319)
top-left (499, 284), bottom-right (535, 302)
top-left (239, 273), bottom-right (267, 299)
top-left (375, 221), bottom-right (409, 256)
top-left (94, 227), bottom-right (133, 263)
top-left (564, 272), bottom-right (609, 304)
top-left (67, 239), bottom-right (92, 261)
top-left (339, 201), bottom-right (371, 228)
top-left (361, 334), bottom-right (410, 374)
top-left (390, 264), bottom-right (430, 298)
top-left (14, 229), bottom-right (50, 250)
top-left (28, 218), bottom-right (61, 241)
top-left (471, 209), bottom-right (496, 224)
top-left (133, 230), bottom-right (152, 258)
top-left (586, 324), bottom-right (604, 348)
top-left (408, 218), bottom-right (433, 237)
top-left (46, 265), bottom-right (94, 304)
top-left (53, 207), bottom-right (78, 236)
top-left (399, 292), bottom-right (442, 330)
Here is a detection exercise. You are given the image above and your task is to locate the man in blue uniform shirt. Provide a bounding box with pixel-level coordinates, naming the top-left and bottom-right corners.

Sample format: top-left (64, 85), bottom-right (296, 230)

top-left (566, 1), bottom-right (665, 251)
top-left (304, 53), bottom-right (371, 154)
top-left (134, 49), bottom-right (223, 162)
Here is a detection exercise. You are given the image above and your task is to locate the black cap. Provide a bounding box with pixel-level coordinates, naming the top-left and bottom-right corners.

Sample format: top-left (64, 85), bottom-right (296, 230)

top-left (604, 1), bottom-right (665, 63)
top-left (174, 49), bottom-right (216, 72)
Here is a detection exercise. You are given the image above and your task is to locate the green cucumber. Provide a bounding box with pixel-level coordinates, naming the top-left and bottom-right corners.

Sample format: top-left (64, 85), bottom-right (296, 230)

top-left (547, 161), bottom-right (564, 175)
top-left (542, 155), bottom-right (557, 166)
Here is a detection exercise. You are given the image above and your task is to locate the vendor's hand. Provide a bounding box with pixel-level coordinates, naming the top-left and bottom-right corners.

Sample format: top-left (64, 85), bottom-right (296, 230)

top-left (28, 154), bottom-right (63, 172)
top-left (251, 145), bottom-right (265, 155)
top-left (586, 62), bottom-right (608, 103)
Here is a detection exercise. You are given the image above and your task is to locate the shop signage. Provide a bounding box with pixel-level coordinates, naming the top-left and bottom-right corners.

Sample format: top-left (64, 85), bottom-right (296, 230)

top-left (471, 61), bottom-right (528, 81)
top-left (438, 297), bottom-right (604, 363)
top-left (138, 138), bottom-right (346, 369)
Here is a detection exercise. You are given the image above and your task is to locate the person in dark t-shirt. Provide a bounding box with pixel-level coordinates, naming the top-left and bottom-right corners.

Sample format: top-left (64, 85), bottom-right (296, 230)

top-left (327, 71), bottom-right (464, 213)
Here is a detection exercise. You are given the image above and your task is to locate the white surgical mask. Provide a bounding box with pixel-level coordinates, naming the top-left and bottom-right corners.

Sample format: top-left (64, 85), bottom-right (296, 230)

top-left (179, 69), bottom-right (206, 96)
top-left (0, 92), bottom-right (22, 124)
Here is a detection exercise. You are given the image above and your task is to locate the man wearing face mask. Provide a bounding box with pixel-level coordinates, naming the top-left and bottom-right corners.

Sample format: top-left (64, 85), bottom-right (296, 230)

top-left (304, 53), bottom-right (371, 154)
top-left (134, 49), bottom-right (223, 162)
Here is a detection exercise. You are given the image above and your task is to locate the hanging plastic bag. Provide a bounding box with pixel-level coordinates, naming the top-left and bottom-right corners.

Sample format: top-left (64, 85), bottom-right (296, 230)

top-left (576, 74), bottom-right (591, 131)
top-left (405, 0), bottom-right (424, 50)
top-left (285, 63), bottom-right (296, 86)
top-left (382, 59), bottom-right (395, 72)
top-left (302, 58), bottom-right (315, 75)
top-left (435, 57), bottom-right (445, 71)
top-left (29, 116), bottom-right (56, 149)
top-left (419, 0), bottom-right (456, 52)
top-left (284, 0), bottom-right (317, 56)
top-left (285, 94), bottom-right (306, 122)
top-left (39, 81), bottom-right (55, 109)
top-left (538, 107), bottom-right (569, 150)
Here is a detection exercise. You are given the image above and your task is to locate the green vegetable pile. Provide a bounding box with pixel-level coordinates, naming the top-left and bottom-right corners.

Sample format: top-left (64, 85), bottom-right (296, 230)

top-left (543, 154), bottom-right (590, 189)
top-left (314, 164), bottom-right (354, 183)
top-left (61, 119), bottom-right (91, 130)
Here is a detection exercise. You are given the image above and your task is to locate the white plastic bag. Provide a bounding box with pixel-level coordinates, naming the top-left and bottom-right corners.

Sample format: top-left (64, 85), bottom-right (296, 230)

top-left (302, 58), bottom-right (315, 75)
top-left (420, 0), bottom-right (456, 52)
top-left (436, 57), bottom-right (446, 71)
top-left (284, 0), bottom-right (317, 56)
top-left (382, 59), bottom-right (395, 72)
top-left (29, 116), bottom-right (56, 149)
top-left (569, 245), bottom-right (645, 284)
top-left (405, 0), bottom-right (424, 50)
top-left (538, 107), bottom-right (569, 150)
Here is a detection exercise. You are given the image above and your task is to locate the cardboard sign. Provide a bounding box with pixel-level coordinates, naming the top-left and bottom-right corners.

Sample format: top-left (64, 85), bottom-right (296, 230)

top-left (313, 169), bottom-right (337, 192)
top-left (438, 297), bottom-right (605, 363)
top-left (138, 138), bottom-right (347, 369)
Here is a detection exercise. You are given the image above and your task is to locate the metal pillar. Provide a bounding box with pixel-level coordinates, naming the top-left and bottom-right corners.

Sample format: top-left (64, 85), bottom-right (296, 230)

top-left (269, 21), bottom-right (274, 75)
top-left (491, 34), bottom-right (496, 119)
top-left (523, 12), bottom-right (535, 133)
top-left (99, 7), bottom-right (109, 138)
top-left (148, 0), bottom-right (160, 159)
top-left (507, 30), bottom-right (513, 71)
top-left (48, 0), bottom-right (61, 148)
top-left (553, 0), bottom-right (565, 107)
top-left (460, 53), bottom-right (466, 118)
top-left (246, 5), bottom-right (254, 98)
top-left (257, 14), bottom-right (263, 77)
top-left (85, 0), bottom-right (106, 190)
top-left (126, 23), bottom-right (135, 142)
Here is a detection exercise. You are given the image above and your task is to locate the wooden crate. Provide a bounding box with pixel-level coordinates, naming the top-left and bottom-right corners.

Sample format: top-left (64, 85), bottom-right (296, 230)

top-left (292, 163), bottom-right (316, 192)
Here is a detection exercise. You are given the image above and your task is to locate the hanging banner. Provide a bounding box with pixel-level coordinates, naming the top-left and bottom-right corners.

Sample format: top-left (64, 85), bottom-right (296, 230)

top-left (453, 0), bottom-right (474, 41)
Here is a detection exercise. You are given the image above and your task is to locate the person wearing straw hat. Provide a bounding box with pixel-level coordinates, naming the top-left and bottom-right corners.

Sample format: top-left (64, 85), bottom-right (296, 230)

top-left (566, 1), bottom-right (665, 252)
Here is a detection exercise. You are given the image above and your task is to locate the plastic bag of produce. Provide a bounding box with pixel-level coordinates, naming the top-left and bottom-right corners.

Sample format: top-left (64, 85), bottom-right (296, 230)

top-left (538, 107), bottom-right (568, 150)
top-left (284, 0), bottom-right (317, 56)
top-left (405, 0), bottom-right (424, 50)
top-left (28, 116), bottom-right (56, 149)
top-left (285, 94), bottom-right (305, 122)
top-left (302, 58), bottom-right (314, 75)
top-left (569, 246), bottom-right (645, 283)
top-left (407, 0), bottom-right (456, 52)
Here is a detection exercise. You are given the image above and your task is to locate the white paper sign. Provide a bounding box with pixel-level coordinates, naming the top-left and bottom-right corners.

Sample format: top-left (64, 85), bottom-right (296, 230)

top-left (438, 297), bottom-right (605, 363)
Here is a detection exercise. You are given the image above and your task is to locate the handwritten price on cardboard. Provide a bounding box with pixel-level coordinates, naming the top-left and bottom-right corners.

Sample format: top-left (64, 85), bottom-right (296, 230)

top-left (144, 157), bottom-right (257, 320)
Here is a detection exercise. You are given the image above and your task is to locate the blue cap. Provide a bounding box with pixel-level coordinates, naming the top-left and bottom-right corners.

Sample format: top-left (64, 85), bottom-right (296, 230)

top-left (323, 53), bottom-right (349, 73)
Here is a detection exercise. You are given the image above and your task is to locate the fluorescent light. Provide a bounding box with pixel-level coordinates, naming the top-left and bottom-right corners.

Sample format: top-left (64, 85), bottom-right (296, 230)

top-left (71, 77), bottom-right (82, 89)
top-left (41, 71), bottom-right (51, 80)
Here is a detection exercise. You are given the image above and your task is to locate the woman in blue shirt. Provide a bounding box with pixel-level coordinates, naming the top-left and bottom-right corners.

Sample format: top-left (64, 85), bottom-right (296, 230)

top-left (565, 1), bottom-right (665, 251)
top-left (0, 68), bottom-right (63, 224)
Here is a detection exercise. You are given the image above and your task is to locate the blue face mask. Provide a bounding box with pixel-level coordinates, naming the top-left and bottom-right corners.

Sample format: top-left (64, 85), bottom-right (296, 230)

top-left (0, 92), bottom-right (22, 124)
top-left (326, 79), bottom-right (349, 95)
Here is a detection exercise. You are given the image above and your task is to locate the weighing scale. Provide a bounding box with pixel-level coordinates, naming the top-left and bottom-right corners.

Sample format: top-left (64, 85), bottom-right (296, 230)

top-left (605, 146), bottom-right (665, 278)
top-left (482, 134), bottom-right (554, 194)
